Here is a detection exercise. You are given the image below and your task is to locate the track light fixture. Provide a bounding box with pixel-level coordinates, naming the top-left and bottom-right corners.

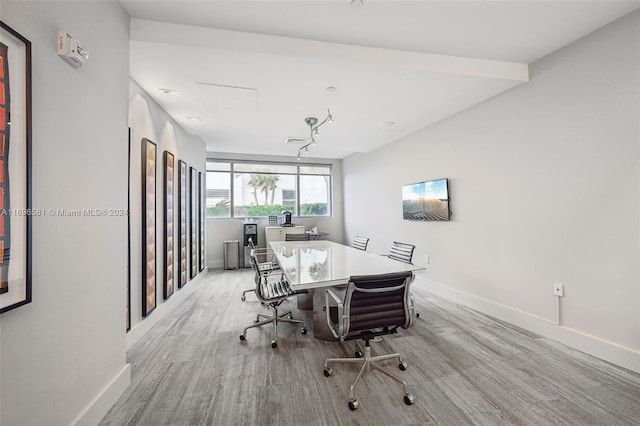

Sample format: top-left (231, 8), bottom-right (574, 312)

top-left (297, 109), bottom-right (333, 160)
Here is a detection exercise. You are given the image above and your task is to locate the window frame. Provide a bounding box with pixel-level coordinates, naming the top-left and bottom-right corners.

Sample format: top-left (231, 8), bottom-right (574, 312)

top-left (206, 159), bottom-right (332, 219)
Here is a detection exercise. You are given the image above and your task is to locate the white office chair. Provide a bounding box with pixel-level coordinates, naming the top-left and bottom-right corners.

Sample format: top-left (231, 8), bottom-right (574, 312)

top-left (239, 255), bottom-right (307, 348)
top-left (352, 236), bottom-right (370, 251)
top-left (241, 240), bottom-right (281, 302)
top-left (387, 241), bottom-right (415, 264)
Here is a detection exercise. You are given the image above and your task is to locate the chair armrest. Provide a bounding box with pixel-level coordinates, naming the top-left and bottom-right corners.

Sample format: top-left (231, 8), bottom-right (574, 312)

top-left (325, 288), bottom-right (344, 340)
top-left (258, 267), bottom-right (286, 284)
top-left (404, 291), bottom-right (416, 329)
top-left (251, 247), bottom-right (279, 264)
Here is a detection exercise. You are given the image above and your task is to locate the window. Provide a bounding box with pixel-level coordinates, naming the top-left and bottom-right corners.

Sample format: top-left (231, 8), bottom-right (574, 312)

top-left (299, 175), bottom-right (330, 216)
top-left (206, 160), bottom-right (332, 218)
top-left (206, 171), bottom-right (231, 217)
top-left (299, 165), bottom-right (331, 217)
top-left (233, 172), bottom-right (296, 216)
top-left (282, 190), bottom-right (296, 207)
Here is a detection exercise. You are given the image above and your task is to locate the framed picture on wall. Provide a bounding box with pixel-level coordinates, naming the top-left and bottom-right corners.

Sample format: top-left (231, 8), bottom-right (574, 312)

top-left (178, 160), bottom-right (187, 288)
top-left (126, 128), bottom-right (131, 330)
top-left (141, 138), bottom-right (157, 317)
top-left (198, 171), bottom-right (205, 272)
top-left (0, 21), bottom-right (33, 314)
top-left (163, 151), bottom-right (175, 300)
top-left (189, 167), bottom-right (198, 279)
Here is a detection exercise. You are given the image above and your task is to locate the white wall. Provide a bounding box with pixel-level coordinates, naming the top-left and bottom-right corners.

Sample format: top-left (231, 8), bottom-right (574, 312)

top-left (0, 1), bottom-right (131, 425)
top-left (205, 152), bottom-right (344, 268)
top-left (343, 11), bottom-right (640, 372)
top-left (127, 79), bottom-right (206, 345)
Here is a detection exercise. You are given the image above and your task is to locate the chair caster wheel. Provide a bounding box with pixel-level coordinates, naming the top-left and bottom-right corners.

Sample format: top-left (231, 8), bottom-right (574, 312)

top-left (301, 327), bottom-right (307, 335)
top-left (288, 313), bottom-right (293, 319)
top-left (416, 312), bottom-right (420, 318)
top-left (348, 400), bottom-right (359, 411)
top-left (399, 361), bottom-right (408, 371)
top-left (355, 351), bottom-right (363, 358)
top-left (271, 341), bottom-right (277, 348)
top-left (254, 318), bottom-right (260, 323)
top-left (241, 295), bottom-right (246, 302)
top-left (323, 368), bottom-right (332, 377)
top-left (239, 334), bottom-right (246, 341)
top-left (404, 394), bottom-right (415, 405)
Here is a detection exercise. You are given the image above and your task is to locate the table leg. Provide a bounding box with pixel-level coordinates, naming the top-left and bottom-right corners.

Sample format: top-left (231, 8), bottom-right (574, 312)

top-left (296, 290), bottom-right (313, 310)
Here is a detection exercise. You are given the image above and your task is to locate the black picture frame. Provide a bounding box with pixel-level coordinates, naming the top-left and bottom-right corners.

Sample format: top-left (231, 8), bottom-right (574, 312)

top-left (189, 167), bottom-right (198, 279)
top-left (141, 138), bottom-right (157, 317)
top-left (163, 151), bottom-right (175, 299)
top-left (0, 21), bottom-right (32, 314)
top-left (126, 128), bottom-right (131, 331)
top-left (178, 160), bottom-right (187, 288)
top-left (199, 171), bottom-right (205, 272)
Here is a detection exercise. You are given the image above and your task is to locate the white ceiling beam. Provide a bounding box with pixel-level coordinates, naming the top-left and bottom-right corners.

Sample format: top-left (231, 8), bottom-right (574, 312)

top-left (131, 19), bottom-right (529, 82)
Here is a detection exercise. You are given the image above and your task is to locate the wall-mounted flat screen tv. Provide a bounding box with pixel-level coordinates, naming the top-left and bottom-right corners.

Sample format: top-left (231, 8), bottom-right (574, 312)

top-left (402, 178), bottom-right (450, 221)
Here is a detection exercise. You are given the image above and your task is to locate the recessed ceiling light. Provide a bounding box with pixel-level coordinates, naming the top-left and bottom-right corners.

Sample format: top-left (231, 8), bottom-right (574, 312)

top-left (159, 88), bottom-right (180, 96)
top-left (187, 116), bottom-right (202, 121)
top-left (326, 86), bottom-right (336, 92)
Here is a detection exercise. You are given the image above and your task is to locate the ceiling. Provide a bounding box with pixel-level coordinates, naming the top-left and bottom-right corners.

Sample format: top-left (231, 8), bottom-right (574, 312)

top-left (120, 0), bottom-right (640, 160)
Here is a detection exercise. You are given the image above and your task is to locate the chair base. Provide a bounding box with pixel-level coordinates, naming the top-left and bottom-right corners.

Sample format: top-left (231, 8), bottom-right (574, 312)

top-left (240, 305), bottom-right (306, 348)
top-left (323, 340), bottom-right (414, 410)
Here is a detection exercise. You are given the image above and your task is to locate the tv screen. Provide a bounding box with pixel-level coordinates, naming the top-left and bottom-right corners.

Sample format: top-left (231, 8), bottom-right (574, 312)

top-left (402, 178), bottom-right (450, 221)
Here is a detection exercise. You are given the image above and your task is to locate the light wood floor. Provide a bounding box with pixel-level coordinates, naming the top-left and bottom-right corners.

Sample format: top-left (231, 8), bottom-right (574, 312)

top-left (101, 269), bottom-right (640, 425)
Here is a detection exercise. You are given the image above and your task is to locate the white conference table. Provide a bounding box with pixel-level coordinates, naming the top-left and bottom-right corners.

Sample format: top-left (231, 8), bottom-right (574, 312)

top-left (269, 240), bottom-right (425, 339)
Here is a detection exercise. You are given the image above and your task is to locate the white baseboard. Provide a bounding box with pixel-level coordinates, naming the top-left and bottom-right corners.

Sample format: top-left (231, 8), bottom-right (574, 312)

top-left (126, 270), bottom-right (208, 349)
top-left (208, 259), bottom-right (224, 269)
top-left (415, 276), bottom-right (640, 374)
top-left (71, 364), bottom-right (131, 426)
top-left (76, 271), bottom-right (209, 425)
top-left (207, 259), bottom-right (252, 269)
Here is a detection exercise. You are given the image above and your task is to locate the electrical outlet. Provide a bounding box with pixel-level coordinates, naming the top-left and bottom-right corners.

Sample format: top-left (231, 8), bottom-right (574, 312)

top-left (423, 255), bottom-right (429, 264)
top-left (553, 283), bottom-right (564, 297)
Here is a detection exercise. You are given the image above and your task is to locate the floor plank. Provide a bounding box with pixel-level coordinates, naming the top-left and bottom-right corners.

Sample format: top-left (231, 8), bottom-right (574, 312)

top-left (100, 269), bottom-right (640, 425)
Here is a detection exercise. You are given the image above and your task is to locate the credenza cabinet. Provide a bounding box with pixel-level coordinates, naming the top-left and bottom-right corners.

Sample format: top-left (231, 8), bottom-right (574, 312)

top-left (265, 225), bottom-right (305, 247)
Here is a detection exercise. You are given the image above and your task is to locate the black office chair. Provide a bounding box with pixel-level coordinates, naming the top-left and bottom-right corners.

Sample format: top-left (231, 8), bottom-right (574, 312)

top-left (352, 236), bottom-right (369, 251)
top-left (323, 271), bottom-right (416, 411)
top-left (386, 241), bottom-right (420, 318)
top-left (239, 255), bottom-right (307, 348)
top-left (241, 240), bottom-right (281, 302)
top-left (285, 233), bottom-right (311, 241)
